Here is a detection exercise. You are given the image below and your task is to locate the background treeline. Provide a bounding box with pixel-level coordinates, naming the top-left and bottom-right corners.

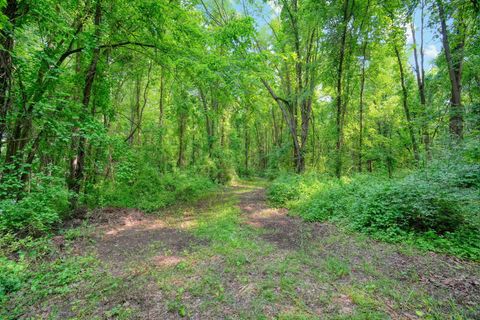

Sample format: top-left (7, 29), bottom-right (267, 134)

top-left (0, 0), bottom-right (479, 249)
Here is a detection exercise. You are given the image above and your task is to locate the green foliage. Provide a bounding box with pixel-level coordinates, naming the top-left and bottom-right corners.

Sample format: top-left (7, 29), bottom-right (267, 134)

top-left (0, 232), bottom-right (96, 312)
top-left (98, 159), bottom-right (217, 212)
top-left (0, 174), bottom-right (70, 235)
top-left (266, 174), bottom-right (302, 207)
top-left (0, 257), bottom-right (26, 302)
top-left (200, 151), bottom-right (235, 184)
top-left (266, 173), bottom-right (324, 207)
top-left (349, 177), bottom-right (465, 235)
top-left (267, 162), bottom-right (480, 260)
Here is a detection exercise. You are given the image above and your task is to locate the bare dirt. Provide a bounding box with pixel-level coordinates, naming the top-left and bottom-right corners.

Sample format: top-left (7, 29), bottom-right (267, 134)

top-left (13, 184), bottom-right (480, 319)
top-left (237, 187), bottom-right (480, 316)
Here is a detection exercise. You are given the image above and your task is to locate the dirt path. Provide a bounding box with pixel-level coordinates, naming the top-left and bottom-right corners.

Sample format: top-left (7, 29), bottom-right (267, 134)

top-left (236, 186), bottom-right (480, 318)
top-left (8, 182), bottom-right (480, 319)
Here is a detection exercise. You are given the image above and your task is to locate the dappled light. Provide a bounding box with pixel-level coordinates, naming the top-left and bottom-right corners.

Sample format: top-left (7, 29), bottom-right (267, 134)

top-left (1, 0), bottom-right (479, 318)
top-left (152, 255), bottom-right (184, 268)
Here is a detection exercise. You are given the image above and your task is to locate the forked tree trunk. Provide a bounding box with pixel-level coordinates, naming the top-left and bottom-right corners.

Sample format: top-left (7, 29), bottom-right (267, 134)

top-left (437, 0), bottom-right (464, 139)
top-left (411, 2), bottom-right (431, 159)
top-left (394, 45), bottom-right (420, 164)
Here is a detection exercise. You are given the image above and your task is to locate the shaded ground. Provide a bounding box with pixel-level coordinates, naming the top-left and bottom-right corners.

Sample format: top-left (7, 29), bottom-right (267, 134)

top-left (5, 181), bottom-right (480, 319)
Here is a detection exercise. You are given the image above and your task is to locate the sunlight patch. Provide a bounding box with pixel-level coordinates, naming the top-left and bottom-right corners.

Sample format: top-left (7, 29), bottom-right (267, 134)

top-left (152, 255), bottom-right (184, 268)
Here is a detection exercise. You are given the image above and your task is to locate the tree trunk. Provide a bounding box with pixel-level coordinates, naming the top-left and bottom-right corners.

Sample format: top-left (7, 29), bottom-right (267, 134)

top-left (199, 87), bottom-right (214, 156)
top-left (177, 113), bottom-right (186, 167)
top-left (437, 0), bottom-right (464, 139)
top-left (67, 0), bottom-right (102, 203)
top-left (335, 0), bottom-right (351, 178)
top-left (358, 41), bottom-right (367, 172)
top-left (411, 5), bottom-right (431, 159)
top-left (0, 0), bottom-right (19, 154)
top-left (261, 78), bottom-right (302, 173)
top-left (244, 123), bottom-right (249, 173)
top-left (394, 45), bottom-right (420, 164)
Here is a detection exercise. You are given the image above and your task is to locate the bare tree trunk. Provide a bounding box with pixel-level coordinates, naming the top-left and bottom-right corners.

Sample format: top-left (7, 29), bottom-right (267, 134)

top-left (437, 0), bottom-right (464, 139)
top-left (177, 113), bottom-right (186, 167)
top-left (411, 4), bottom-right (431, 159)
top-left (358, 41), bottom-right (367, 172)
top-left (335, 0), bottom-right (351, 178)
top-left (394, 45), bottom-right (420, 164)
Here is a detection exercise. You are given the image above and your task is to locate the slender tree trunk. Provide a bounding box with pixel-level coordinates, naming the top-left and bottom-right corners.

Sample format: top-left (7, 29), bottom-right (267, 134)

top-left (177, 113), bottom-right (186, 167)
top-left (158, 67), bottom-right (165, 170)
top-left (437, 0), bottom-right (464, 139)
top-left (159, 66), bottom-right (165, 127)
top-left (68, 0), bottom-right (102, 203)
top-left (271, 107), bottom-right (279, 146)
top-left (411, 5), bottom-right (431, 159)
top-left (394, 45), bottom-right (420, 164)
top-left (358, 41), bottom-right (367, 172)
top-left (199, 87), bottom-right (214, 156)
top-left (0, 0), bottom-right (19, 154)
top-left (127, 74), bottom-right (141, 145)
top-left (335, 0), bottom-right (351, 178)
top-left (244, 123), bottom-right (249, 173)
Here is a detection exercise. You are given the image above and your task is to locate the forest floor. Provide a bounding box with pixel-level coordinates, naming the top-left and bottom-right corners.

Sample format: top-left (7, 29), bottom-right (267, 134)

top-left (6, 180), bottom-right (480, 319)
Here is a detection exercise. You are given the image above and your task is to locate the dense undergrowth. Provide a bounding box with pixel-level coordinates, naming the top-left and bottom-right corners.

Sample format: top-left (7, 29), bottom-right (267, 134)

top-left (267, 161), bottom-right (480, 260)
top-left (97, 170), bottom-right (218, 212)
top-left (0, 150), bottom-right (225, 305)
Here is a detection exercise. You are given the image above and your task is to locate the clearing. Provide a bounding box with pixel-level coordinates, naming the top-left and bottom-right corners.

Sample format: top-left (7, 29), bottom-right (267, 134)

top-left (6, 181), bottom-right (480, 319)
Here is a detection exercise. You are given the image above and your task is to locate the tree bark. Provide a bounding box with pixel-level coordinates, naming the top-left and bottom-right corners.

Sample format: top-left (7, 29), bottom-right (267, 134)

top-left (358, 41), bottom-right (367, 172)
top-left (411, 4), bottom-right (431, 159)
top-left (67, 0), bottom-right (102, 202)
top-left (394, 45), bottom-right (420, 164)
top-left (177, 113), bottom-right (186, 167)
top-left (335, 0), bottom-right (351, 178)
top-left (436, 0), bottom-right (464, 139)
top-left (0, 0), bottom-right (19, 153)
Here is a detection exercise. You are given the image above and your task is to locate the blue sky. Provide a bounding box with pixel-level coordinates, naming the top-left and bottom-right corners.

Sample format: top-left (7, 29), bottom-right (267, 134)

top-left (229, 0), bottom-right (441, 71)
top-left (407, 7), bottom-right (441, 71)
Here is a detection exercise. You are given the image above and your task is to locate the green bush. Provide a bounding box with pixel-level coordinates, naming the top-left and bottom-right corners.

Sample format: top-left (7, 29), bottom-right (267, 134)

top-left (0, 257), bottom-right (27, 302)
top-left (98, 169), bottom-right (217, 212)
top-left (267, 163), bottom-right (480, 260)
top-left (266, 175), bottom-right (302, 207)
top-left (350, 178), bottom-right (465, 234)
top-left (266, 173), bottom-right (326, 207)
top-left (199, 150), bottom-right (235, 184)
top-left (0, 175), bottom-right (70, 235)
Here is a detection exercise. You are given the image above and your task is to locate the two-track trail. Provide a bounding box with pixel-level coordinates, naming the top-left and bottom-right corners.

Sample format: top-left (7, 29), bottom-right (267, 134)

top-left (9, 181), bottom-right (480, 319)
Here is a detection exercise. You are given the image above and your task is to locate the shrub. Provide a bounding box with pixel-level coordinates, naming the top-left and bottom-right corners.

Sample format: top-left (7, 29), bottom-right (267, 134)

top-left (350, 178), bottom-right (465, 235)
top-left (267, 163), bottom-right (480, 260)
top-left (0, 257), bottom-right (27, 302)
top-left (266, 175), bottom-right (301, 207)
top-left (98, 170), bottom-right (217, 212)
top-left (266, 173), bottom-right (327, 207)
top-left (0, 175), bottom-right (70, 235)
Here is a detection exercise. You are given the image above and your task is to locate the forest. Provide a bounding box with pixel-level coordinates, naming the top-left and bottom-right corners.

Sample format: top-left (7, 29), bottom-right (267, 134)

top-left (1, 0), bottom-right (479, 318)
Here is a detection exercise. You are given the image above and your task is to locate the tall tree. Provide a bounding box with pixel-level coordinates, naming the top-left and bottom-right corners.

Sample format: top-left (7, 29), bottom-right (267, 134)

top-left (68, 0), bottom-right (103, 200)
top-left (436, 0), bottom-right (465, 138)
